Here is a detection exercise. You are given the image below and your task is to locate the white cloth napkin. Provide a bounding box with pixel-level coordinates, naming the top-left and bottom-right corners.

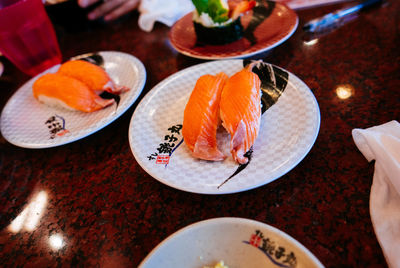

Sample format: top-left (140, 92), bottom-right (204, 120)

top-left (138, 0), bottom-right (194, 32)
top-left (352, 120), bottom-right (400, 268)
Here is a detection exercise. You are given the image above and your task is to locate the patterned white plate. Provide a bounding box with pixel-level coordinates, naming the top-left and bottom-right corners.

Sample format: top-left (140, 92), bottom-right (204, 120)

top-left (139, 217), bottom-right (324, 268)
top-left (0, 51), bottom-right (146, 148)
top-left (129, 60), bottom-right (320, 194)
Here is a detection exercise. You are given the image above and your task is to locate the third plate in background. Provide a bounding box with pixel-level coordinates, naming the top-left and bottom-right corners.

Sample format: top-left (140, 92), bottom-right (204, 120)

top-left (169, 2), bottom-right (298, 60)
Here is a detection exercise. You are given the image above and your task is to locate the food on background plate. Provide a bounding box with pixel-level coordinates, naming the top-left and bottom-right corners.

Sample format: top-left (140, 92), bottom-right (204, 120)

top-left (182, 62), bottom-right (261, 164)
top-left (203, 260), bottom-right (229, 268)
top-left (182, 72), bottom-right (228, 161)
top-left (32, 59), bottom-right (128, 112)
top-left (32, 73), bottom-right (115, 113)
top-left (220, 61), bottom-right (261, 164)
top-left (191, 0), bottom-right (255, 45)
top-left (57, 60), bottom-right (128, 95)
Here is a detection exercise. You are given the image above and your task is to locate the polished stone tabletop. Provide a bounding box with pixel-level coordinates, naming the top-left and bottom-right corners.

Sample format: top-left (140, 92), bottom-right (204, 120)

top-left (0, 0), bottom-right (399, 267)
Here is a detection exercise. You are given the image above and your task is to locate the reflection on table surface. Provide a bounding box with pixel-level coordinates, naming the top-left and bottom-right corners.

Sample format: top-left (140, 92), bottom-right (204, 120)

top-left (0, 1), bottom-right (399, 267)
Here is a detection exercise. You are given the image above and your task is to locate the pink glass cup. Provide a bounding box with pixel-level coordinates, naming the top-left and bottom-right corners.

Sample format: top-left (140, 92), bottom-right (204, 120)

top-left (0, 0), bottom-right (62, 76)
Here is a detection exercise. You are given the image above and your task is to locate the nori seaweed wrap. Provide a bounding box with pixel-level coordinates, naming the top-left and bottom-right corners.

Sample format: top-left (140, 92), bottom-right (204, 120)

top-left (193, 17), bottom-right (244, 45)
top-left (191, 0), bottom-right (255, 46)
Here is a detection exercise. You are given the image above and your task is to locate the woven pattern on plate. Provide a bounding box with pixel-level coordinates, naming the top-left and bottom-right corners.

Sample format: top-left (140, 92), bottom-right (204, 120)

top-left (129, 60), bottom-right (320, 194)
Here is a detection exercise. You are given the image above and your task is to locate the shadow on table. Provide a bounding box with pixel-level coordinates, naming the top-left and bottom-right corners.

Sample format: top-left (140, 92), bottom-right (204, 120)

top-left (45, 0), bottom-right (106, 33)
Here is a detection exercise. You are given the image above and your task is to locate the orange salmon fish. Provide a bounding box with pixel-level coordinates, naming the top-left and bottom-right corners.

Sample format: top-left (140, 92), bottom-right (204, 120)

top-left (57, 60), bottom-right (128, 94)
top-left (220, 63), bottom-right (261, 164)
top-left (32, 73), bottom-right (115, 113)
top-left (182, 72), bottom-right (229, 161)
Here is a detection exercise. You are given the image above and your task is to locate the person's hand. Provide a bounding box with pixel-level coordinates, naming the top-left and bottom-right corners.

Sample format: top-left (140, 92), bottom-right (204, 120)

top-left (78, 0), bottom-right (140, 21)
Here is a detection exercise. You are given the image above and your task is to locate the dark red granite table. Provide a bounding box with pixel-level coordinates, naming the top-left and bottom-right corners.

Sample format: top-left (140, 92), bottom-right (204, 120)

top-left (0, 0), bottom-right (399, 267)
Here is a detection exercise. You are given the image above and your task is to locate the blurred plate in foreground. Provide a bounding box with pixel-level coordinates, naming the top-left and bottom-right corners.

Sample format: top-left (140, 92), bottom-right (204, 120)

top-left (139, 217), bottom-right (324, 268)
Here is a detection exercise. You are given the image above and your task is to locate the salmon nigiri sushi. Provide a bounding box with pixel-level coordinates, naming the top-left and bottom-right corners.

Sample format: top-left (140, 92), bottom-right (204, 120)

top-left (182, 72), bottom-right (229, 161)
top-left (33, 73), bottom-right (115, 113)
top-left (220, 63), bottom-right (261, 164)
top-left (57, 60), bottom-right (128, 94)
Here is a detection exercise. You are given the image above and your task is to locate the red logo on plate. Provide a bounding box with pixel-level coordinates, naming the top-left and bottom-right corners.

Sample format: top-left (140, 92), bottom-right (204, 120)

top-left (250, 233), bottom-right (262, 247)
top-left (156, 155), bottom-right (170, 165)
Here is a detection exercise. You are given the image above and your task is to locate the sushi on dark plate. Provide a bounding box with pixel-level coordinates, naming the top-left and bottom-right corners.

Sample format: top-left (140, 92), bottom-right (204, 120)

top-left (192, 0), bottom-right (256, 45)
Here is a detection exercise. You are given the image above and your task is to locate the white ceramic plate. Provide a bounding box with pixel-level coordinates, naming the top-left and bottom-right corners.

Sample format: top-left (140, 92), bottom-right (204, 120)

top-left (0, 51), bottom-right (146, 148)
top-left (139, 217), bottom-right (324, 268)
top-left (129, 60), bottom-right (320, 194)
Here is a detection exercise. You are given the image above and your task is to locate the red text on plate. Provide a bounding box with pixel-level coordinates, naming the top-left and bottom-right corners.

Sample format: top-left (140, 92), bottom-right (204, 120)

top-left (156, 155), bottom-right (170, 165)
